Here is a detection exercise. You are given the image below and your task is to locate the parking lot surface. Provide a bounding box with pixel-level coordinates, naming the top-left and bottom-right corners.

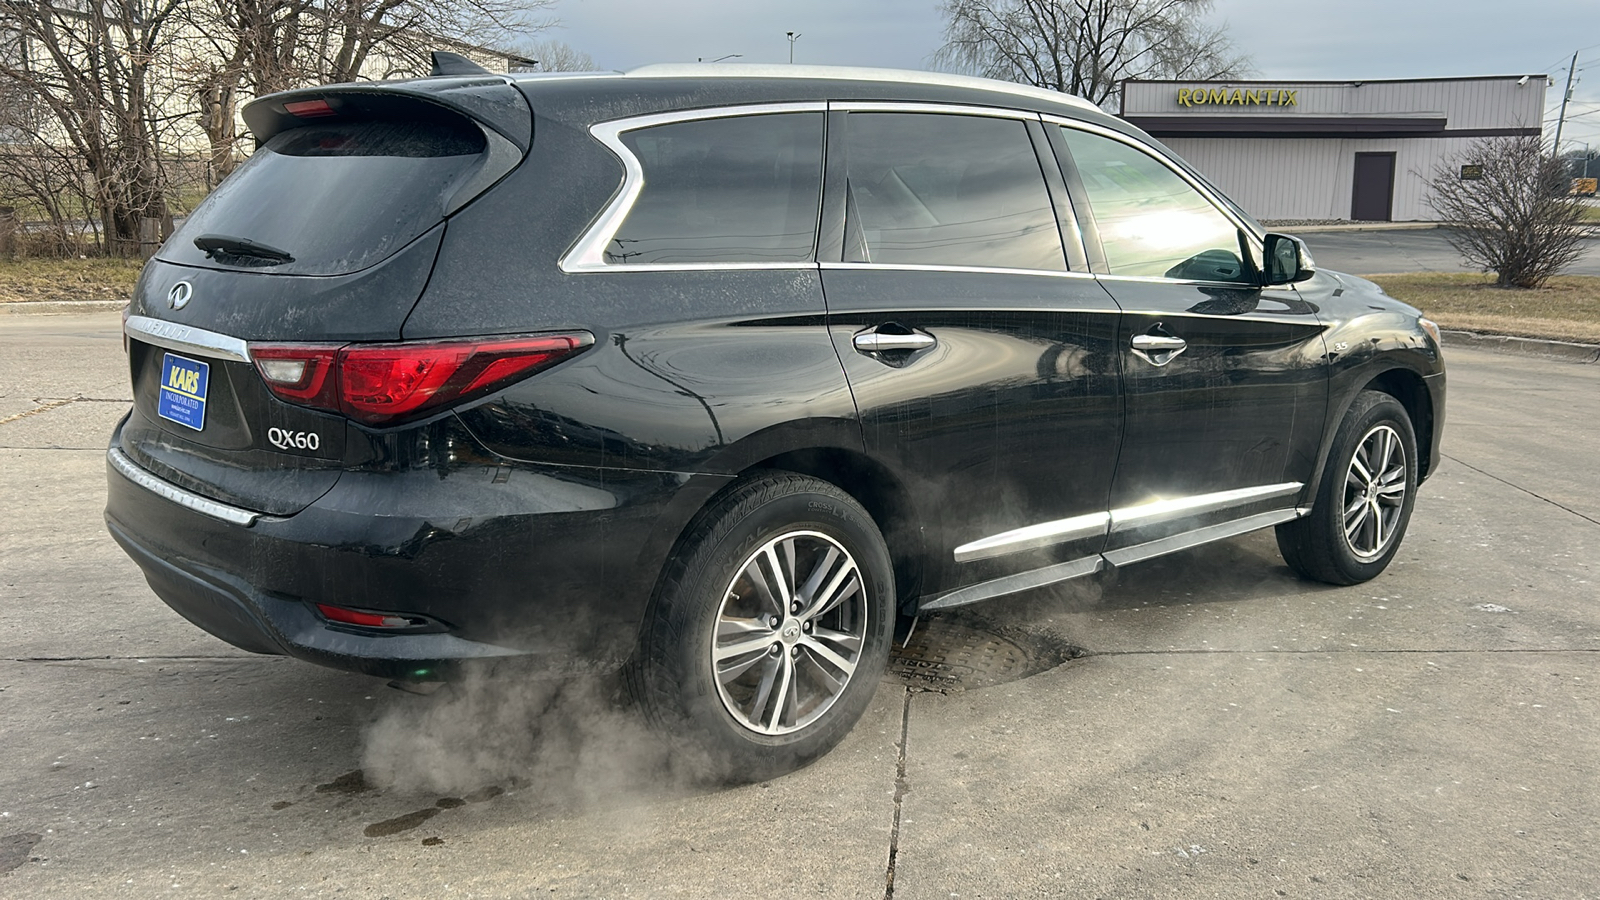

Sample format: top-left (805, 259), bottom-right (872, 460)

top-left (2, 312), bottom-right (1597, 899)
top-left (1299, 227), bottom-right (1600, 278)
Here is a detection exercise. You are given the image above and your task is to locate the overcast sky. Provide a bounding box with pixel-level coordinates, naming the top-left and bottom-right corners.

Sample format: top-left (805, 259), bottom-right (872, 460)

top-left (544, 0), bottom-right (1600, 152)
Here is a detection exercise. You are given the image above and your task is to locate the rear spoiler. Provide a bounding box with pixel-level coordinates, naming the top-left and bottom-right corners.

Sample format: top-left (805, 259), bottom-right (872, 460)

top-left (243, 72), bottom-right (532, 152)
top-left (241, 72), bottom-right (531, 215)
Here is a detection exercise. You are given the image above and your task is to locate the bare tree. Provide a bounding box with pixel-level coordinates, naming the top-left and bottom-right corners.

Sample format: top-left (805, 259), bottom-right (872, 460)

top-left (168, 0), bottom-right (316, 183)
top-left (166, 0), bottom-right (553, 182)
top-left (0, 0), bottom-right (184, 255)
top-left (932, 0), bottom-right (1250, 108)
top-left (516, 38), bottom-right (595, 72)
top-left (1427, 136), bottom-right (1589, 289)
top-left (307, 0), bottom-right (555, 82)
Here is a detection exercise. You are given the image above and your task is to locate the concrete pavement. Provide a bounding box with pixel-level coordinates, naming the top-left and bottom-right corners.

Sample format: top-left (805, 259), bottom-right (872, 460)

top-left (2, 313), bottom-right (1597, 899)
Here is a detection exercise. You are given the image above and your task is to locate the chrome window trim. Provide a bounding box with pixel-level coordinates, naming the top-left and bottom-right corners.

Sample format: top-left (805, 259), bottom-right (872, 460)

top-left (828, 101), bottom-right (1041, 121)
top-left (954, 511), bottom-right (1110, 563)
top-left (559, 102), bottom-right (829, 274)
top-left (821, 261), bottom-right (1095, 280)
top-left (572, 262), bottom-right (820, 274)
top-left (1110, 482), bottom-right (1303, 531)
top-left (126, 315), bottom-right (252, 363)
top-left (108, 448), bottom-right (259, 527)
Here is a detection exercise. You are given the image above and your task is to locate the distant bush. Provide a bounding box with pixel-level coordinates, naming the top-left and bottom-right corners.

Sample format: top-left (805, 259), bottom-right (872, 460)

top-left (1427, 135), bottom-right (1588, 289)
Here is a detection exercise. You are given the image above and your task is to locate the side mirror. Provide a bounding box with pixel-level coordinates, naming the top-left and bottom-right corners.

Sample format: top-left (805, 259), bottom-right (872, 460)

top-left (1262, 233), bottom-right (1316, 285)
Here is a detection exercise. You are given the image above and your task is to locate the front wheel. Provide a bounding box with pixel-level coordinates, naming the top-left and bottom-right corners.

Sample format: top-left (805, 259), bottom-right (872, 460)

top-left (627, 473), bottom-right (894, 783)
top-left (1277, 390), bottom-right (1419, 585)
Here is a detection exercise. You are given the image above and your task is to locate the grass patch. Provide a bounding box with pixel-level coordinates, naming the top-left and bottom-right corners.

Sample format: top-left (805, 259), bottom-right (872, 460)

top-left (0, 257), bottom-right (144, 304)
top-left (1369, 272), bottom-right (1600, 343)
top-left (1579, 204), bottom-right (1600, 224)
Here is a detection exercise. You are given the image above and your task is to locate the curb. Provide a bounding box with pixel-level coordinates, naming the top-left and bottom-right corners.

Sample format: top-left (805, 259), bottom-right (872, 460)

top-left (0, 300), bottom-right (126, 316)
top-left (1442, 330), bottom-right (1600, 364)
top-left (1282, 222), bottom-right (1443, 234)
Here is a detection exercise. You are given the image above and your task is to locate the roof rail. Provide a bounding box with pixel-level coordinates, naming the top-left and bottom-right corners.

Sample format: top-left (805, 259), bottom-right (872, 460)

top-left (624, 63), bottom-right (1101, 113)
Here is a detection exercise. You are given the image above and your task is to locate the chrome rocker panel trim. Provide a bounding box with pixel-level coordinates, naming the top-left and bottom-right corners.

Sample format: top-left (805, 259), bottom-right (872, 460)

top-left (1109, 482), bottom-right (1303, 531)
top-left (953, 511), bottom-right (1110, 563)
top-left (925, 483), bottom-right (1311, 612)
top-left (1101, 508), bottom-right (1304, 568)
top-left (921, 556), bottom-right (1104, 612)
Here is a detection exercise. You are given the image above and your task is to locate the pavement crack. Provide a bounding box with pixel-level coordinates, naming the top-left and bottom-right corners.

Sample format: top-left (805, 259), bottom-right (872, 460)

top-left (0, 399), bottom-right (73, 425)
top-left (1080, 647), bottom-right (1600, 657)
top-left (883, 687), bottom-right (913, 900)
top-left (1444, 453), bottom-right (1600, 526)
top-left (6, 654), bottom-right (273, 662)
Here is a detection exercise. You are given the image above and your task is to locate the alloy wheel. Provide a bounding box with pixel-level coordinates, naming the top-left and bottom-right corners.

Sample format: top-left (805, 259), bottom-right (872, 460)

top-left (711, 530), bottom-right (869, 735)
top-left (1342, 423), bottom-right (1408, 561)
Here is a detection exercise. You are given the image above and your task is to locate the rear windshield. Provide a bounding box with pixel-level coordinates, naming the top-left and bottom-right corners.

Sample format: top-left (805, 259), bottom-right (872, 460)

top-left (161, 118), bottom-right (487, 276)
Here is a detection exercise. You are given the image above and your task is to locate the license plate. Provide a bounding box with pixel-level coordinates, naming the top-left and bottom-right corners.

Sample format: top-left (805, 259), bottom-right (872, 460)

top-left (157, 352), bottom-right (209, 431)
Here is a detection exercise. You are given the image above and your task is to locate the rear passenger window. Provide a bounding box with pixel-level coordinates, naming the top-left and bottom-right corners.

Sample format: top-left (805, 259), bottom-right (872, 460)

top-left (1059, 128), bottom-right (1250, 283)
top-left (610, 113), bottom-right (823, 265)
top-left (843, 113), bottom-right (1066, 271)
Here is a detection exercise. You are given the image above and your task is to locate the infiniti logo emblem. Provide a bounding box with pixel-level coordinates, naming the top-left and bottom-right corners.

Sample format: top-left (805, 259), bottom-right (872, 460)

top-left (168, 281), bottom-right (193, 310)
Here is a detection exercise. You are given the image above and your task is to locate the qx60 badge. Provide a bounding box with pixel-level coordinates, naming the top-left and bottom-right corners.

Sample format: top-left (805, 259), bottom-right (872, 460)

top-left (268, 428), bottom-right (321, 452)
top-left (167, 281), bottom-right (193, 310)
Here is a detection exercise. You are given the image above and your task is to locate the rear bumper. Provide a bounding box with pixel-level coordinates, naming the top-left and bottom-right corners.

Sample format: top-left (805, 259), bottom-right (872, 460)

top-left (105, 426), bottom-right (730, 681)
top-left (106, 516), bottom-right (518, 678)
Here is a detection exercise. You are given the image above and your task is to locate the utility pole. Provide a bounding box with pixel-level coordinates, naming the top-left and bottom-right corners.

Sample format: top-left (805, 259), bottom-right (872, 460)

top-left (1553, 52), bottom-right (1578, 155)
top-left (787, 32), bottom-right (801, 64)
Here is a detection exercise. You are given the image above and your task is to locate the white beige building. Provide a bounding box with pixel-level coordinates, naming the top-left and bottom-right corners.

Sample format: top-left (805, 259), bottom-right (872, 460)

top-left (1120, 76), bottom-right (1548, 222)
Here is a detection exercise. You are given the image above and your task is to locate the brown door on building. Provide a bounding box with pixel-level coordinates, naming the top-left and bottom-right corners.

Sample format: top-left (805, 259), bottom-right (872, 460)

top-left (1351, 152), bottom-right (1396, 221)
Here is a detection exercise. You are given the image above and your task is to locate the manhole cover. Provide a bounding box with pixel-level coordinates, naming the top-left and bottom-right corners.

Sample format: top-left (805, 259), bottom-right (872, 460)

top-left (885, 612), bottom-right (1083, 691)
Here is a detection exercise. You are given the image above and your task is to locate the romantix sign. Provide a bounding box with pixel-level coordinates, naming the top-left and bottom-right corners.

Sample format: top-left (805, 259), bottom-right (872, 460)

top-left (1177, 88), bottom-right (1299, 108)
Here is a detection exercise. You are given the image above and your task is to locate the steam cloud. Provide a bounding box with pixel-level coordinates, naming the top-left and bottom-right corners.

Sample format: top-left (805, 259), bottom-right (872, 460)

top-left (361, 673), bottom-right (703, 806)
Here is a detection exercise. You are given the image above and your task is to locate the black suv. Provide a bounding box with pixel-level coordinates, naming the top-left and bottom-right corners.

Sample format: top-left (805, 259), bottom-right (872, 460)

top-left (107, 59), bottom-right (1444, 779)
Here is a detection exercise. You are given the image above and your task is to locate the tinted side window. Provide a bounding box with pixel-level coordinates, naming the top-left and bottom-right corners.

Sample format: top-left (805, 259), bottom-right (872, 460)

top-left (610, 113), bottom-right (823, 265)
top-left (1059, 128), bottom-right (1249, 283)
top-left (843, 113), bottom-right (1066, 271)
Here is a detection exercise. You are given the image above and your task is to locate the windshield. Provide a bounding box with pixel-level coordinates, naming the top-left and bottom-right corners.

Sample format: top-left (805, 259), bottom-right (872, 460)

top-left (161, 119), bottom-right (487, 276)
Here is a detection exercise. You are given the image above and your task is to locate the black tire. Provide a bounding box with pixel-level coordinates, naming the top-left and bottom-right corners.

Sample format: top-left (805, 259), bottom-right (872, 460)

top-left (1277, 390), bottom-right (1419, 585)
top-left (626, 472), bottom-right (894, 784)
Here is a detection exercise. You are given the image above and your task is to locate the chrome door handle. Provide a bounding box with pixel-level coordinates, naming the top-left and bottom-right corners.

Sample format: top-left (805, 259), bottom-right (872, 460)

top-left (1130, 331), bottom-right (1187, 367)
top-left (853, 332), bottom-right (936, 352)
top-left (1131, 334), bottom-right (1188, 352)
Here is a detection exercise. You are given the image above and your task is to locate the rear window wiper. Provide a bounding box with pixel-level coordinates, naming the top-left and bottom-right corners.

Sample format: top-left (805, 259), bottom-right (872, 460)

top-left (193, 234), bottom-right (295, 264)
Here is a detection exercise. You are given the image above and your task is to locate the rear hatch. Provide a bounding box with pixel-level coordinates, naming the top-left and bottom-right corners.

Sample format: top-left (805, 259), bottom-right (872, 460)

top-left (120, 76), bottom-right (532, 515)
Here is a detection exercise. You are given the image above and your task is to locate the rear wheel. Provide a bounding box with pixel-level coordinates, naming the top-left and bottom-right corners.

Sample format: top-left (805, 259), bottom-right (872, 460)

top-left (627, 473), bottom-right (894, 783)
top-left (1277, 390), bottom-right (1418, 585)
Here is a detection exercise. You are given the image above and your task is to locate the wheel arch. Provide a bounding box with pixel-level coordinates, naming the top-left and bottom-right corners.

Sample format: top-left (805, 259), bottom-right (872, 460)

top-left (1362, 367), bottom-right (1436, 482)
top-left (753, 447), bottom-right (927, 616)
top-left (1303, 363), bottom-right (1439, 506)
top-left (626, 444), bottom-right (929, 659)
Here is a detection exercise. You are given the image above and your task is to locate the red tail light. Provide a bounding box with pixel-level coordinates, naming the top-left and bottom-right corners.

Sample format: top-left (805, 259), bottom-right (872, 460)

top-left (250, 333), bottom-right (593, 426)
